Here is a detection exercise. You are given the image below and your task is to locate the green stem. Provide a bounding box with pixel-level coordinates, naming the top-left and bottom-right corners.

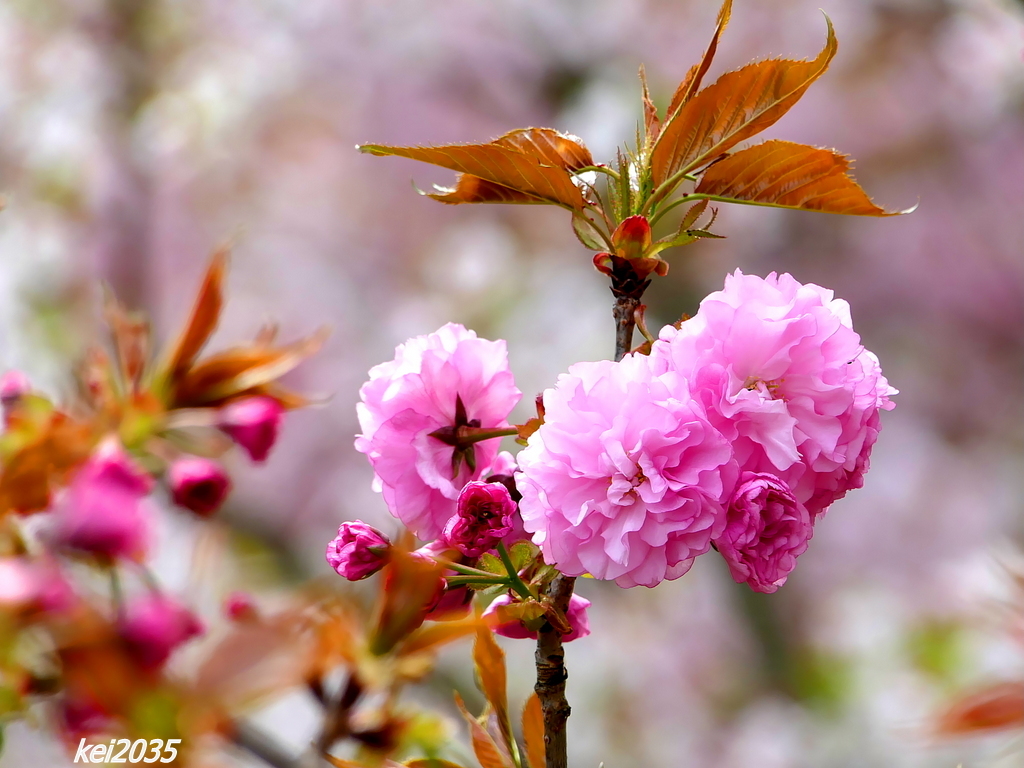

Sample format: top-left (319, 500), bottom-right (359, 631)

top-left (496, 542), bottom-right (534, 600)
top-left (649, 194), bottom-right (700, 228)
top-left (642, 170), bottom-right (699, 216)
top-left (576, 165), bottom-right (619, 180)
top-left (435, 559), bottom-right (504, 579)
top-left (446, 574), bottom-right (509, 587)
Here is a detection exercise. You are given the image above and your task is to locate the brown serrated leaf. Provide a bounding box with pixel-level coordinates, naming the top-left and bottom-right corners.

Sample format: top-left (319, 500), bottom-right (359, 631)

top-left (694, 140), bottom-right (905, 216)
top-left (934, 681), bottom-right (1024, 735)
top-left (357, 142), bottom-right (586, 210)
top-left (473, 628), bottom-right (512, 755)
top-left (652, 14), bottom-right (837, 185)
top-left (453, 693), bottom-right (515, 768)
top-left (665, 0), bottom-right (733, 120)
top-left (494, 128), bottom-right (593, 171)
top-left (171, 328), bottom-right (328, 408)
top-left (521, 694), bottom-right (545, 768)
top-left (639, 65), bottom-right (661, 142)
top-left (163, 247), bottom-right (228, 384)
top-left (429, 176), bottom-right (542, 205)
top-left (104, 293), bottom-right (150, 393)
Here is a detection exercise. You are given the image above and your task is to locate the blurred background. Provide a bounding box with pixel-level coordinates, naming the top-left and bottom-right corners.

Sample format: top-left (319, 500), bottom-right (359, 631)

top-left (1, 0), bottom-right (1022, 765)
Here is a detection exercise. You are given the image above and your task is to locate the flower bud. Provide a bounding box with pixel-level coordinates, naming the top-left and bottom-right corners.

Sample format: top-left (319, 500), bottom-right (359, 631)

top-left (611, 215), bottom-right (653, 261)
top-left (443, 481), bottom-right (517, 558)
top-left (325, 521), bottom-right (391, 580)
top-left (168, 457), bottom-right (231, 517)
top-left (484, 593), bottom-right (591, 642)
top-left (218, 396), bottom-right (283, 462)
top-left (119, 595), bottom-right (204, 669)
top-left (0, 369), bottom-right (30, 407)
top-left (224, 591), bottom-right (258, 622)
top-left (53, 441), bottom-right (153, 562)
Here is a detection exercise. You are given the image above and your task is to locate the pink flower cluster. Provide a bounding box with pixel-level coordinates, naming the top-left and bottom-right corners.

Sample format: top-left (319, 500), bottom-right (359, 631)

top-left (518, 271), bottom-right (894, 591)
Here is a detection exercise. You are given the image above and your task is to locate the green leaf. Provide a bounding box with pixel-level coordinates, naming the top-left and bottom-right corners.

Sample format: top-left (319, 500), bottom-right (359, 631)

top-left (477, 553), bottom-right (505, 576)
top-left (509, 541), bottom-right (540, 572)
top-left (572, 213), bottom-right (608, 251)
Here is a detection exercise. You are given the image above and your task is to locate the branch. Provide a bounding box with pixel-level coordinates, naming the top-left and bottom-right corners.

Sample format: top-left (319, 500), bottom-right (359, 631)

top-left (534, 573), bottom-right (576, 768)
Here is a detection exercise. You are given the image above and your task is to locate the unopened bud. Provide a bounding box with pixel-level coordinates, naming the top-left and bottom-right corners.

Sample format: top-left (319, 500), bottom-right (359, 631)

top-left (168, 457), bottom-right (231, 517)
top-left (218, 396), bottom-right (283, 462)
top-left (326, 521), bottom-right (392, 580)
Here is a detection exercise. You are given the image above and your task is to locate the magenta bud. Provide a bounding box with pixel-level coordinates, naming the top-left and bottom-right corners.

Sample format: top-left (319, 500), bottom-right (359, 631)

top-left (325, 521), bottom-right (391, 580)
top-left (119, 595), bottom-right (204, 669)
top-left (224, 591), bottom-right (258, 621)
top-left (443, 481), bottom-right (517, 558)
top-left (168, 457), bottom-right (231, 517)
top-left (218, 396), bottom-right (283, 462)
top-left (53, 441), bottom-right (153, 562)
top-left (484, 593), bottom-right (592, 643)
top-left (0, 370), bottom-right (30, 406)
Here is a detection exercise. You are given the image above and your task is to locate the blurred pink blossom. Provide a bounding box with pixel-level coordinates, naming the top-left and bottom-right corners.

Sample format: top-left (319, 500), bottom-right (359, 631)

top-left (355, 323), bottom-right (521, 540)
top-left (218, 396), bottom-right (283, 463)
top-left (168, 457), bottom-right (231, 517)
top-left (516, 354), bottom-right (735, 588)
top-left (52, 441), bottom-right (153, 562)
top-left (119, 594), bottom-right (204, 670)
top-left (0, 369), bottom-right (30, 406)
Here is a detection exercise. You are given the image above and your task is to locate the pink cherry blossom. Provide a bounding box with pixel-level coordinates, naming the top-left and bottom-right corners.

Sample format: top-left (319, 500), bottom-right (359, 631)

top-left (218, 396), bottom-right (283, 462)
top-left (651, 270), bottom-right (896, 519)
top-left (484, 593), bottom-right (592, 642)
top-left (356, 323), bottom-right (521, 540)
top-left (443, 481), bottom-right (517, 558)
top-left (119, 595), bottom-right (204, 669)
top-left (52, 441), bottom-right (153, 561)
top-left (516, 354), bottom-right (736, 588)
top-left (168, 457), bottom-right (231, 516)
top-left (715, 472), bottom-right (813, 593)
top-left (325, 521), bottom-right (392, 580)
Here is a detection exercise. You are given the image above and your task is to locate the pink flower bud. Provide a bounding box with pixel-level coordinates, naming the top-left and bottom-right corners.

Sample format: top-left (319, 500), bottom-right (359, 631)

top-left (224, 591), bottom-right (258, 622)
top-left (218, 396), bottom-right (283, 462)
top-left (53, 442), bottom-right (153, 561)
top-left (0, 369), bottom-right (30, 406)
top-left (325, 521), bottom-right (391, 580)
top-left (443, 481), bottom-right (517, 558)
top-left (484, 593), bottom-right (591, 643)
top-left (168, 457), bottom-right (231, 517)
top-left (119, 595), bottom-right (204, 669)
